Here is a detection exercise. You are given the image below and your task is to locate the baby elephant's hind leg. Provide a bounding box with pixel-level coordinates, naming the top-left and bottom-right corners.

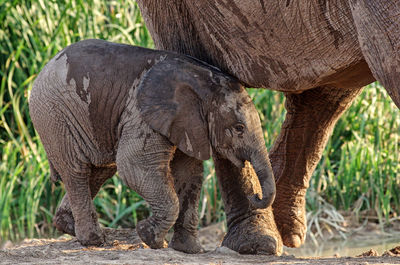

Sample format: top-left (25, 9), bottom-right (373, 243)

top-left (53, 167), bottom-right (116, 237)
top-left (55, 163), bottom-right (104, 246)
top-left (116, 134), bottom-right (179, 249)
top-left (169, 149), bottom-right (204, 253)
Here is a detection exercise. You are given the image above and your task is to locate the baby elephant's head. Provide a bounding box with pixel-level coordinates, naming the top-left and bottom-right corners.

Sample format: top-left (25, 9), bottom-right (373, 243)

top-left (136, 56), bottom-right (275, 209)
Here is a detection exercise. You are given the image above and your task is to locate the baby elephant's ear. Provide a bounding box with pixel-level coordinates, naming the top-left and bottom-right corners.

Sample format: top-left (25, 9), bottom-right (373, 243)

top-left (136, 58), bottom-right (212, 160)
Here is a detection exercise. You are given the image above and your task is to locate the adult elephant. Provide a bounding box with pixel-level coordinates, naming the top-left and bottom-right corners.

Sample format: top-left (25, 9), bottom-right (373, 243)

top-left (137, 0), bottom-right (400, 255)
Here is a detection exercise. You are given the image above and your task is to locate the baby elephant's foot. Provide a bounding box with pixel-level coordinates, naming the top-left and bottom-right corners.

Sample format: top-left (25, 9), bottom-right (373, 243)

top-left (53, 206), bottom-right (75, 236)
top-left (169, 229), bottom-right (204, 254)
top-left (136, 219), bottom-right (166, 249)
top-left (53, 202), bottom-right (104, 246)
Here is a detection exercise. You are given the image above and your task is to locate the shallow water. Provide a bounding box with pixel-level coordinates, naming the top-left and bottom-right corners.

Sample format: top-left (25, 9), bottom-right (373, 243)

top-left (285, 235), bottom-right (400, 257)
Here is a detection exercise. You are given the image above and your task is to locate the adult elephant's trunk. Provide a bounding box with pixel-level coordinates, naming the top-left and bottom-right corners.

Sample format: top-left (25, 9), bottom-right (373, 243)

top-left (248, 149), bottom-right (276, 209)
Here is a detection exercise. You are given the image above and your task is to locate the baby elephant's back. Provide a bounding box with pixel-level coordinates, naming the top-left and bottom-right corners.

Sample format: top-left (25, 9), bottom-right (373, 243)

top-left (29, 39), bottom-right (158, 161)
top-left (31, 39), bottom-right (156, 105)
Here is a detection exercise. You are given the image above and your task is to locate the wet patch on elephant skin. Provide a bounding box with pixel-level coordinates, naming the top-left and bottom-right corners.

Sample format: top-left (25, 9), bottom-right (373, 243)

top-left (55, 51), bottom-right (91, 104)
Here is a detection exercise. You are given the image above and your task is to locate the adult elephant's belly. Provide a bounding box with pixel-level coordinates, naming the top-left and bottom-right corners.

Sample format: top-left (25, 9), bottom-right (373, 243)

top-left (138, 0), bottom-right (376, 91)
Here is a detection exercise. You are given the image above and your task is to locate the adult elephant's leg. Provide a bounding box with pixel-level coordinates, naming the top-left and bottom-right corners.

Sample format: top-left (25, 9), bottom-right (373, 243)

top-left (53, 167), bottom-right (116, 236)
top-left (270, 85), bottom-right (362, 248)
top-left (169, 149), bottom-right (204, 253)
top-left (213, 153), bottom-right (282, 255)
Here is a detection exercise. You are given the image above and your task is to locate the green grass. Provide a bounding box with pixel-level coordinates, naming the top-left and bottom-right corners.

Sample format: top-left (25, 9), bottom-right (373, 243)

top-left (1, 0), bottom-right (399, 244)
top-left (309, 82), bottom-right (400, 224)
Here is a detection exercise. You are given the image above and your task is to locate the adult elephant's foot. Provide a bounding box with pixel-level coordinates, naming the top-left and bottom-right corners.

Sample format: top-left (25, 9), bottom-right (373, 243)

top-left (75, 219), bottom-right (105, 246)
top-left (136, 218), bottom-right (168, 249)
top-left (169, 228), bottom-right (204, 254)
top-left (53, 196), bottom-right (75, 236)
top-left (273, 185), bottom-right (307, 248)
top-left (222, 208), bottom-right (283, 255)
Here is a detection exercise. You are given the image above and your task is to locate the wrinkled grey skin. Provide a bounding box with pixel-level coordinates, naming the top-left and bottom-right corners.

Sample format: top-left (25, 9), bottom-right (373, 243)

top-left (29, 39), bottom-right (275, 253)
top-left (136, 0), bottom-right (400, 255)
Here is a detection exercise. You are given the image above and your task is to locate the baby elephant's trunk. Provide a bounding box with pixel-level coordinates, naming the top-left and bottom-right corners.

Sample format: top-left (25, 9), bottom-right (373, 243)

top-left (248, 149), bottom-right (276, 209)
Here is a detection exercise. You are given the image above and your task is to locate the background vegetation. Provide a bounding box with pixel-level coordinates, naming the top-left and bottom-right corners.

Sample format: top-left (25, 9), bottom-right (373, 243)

top-left (1, 0), bottom-right (399, 244)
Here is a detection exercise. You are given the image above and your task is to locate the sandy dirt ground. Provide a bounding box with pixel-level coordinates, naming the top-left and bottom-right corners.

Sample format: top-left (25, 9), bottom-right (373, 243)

top-left (2, 224), bottom-right (400, 265)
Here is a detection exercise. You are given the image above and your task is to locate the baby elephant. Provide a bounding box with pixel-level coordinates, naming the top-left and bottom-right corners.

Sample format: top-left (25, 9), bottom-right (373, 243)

top-left (29, 39), bottom-right (276, 253)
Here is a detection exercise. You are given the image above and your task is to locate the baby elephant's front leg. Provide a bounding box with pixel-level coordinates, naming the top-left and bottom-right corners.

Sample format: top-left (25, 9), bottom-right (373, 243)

top-left (116, 132), bottom-right (179, 248)
top-left (135, 168), bottom-right (179, 249)
top-left (169, 149), bottom-right (204, 253)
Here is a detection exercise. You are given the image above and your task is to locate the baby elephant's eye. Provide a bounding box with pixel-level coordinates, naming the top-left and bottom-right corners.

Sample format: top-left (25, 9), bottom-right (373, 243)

top-left (233, 123), bottom-right (245, 134)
